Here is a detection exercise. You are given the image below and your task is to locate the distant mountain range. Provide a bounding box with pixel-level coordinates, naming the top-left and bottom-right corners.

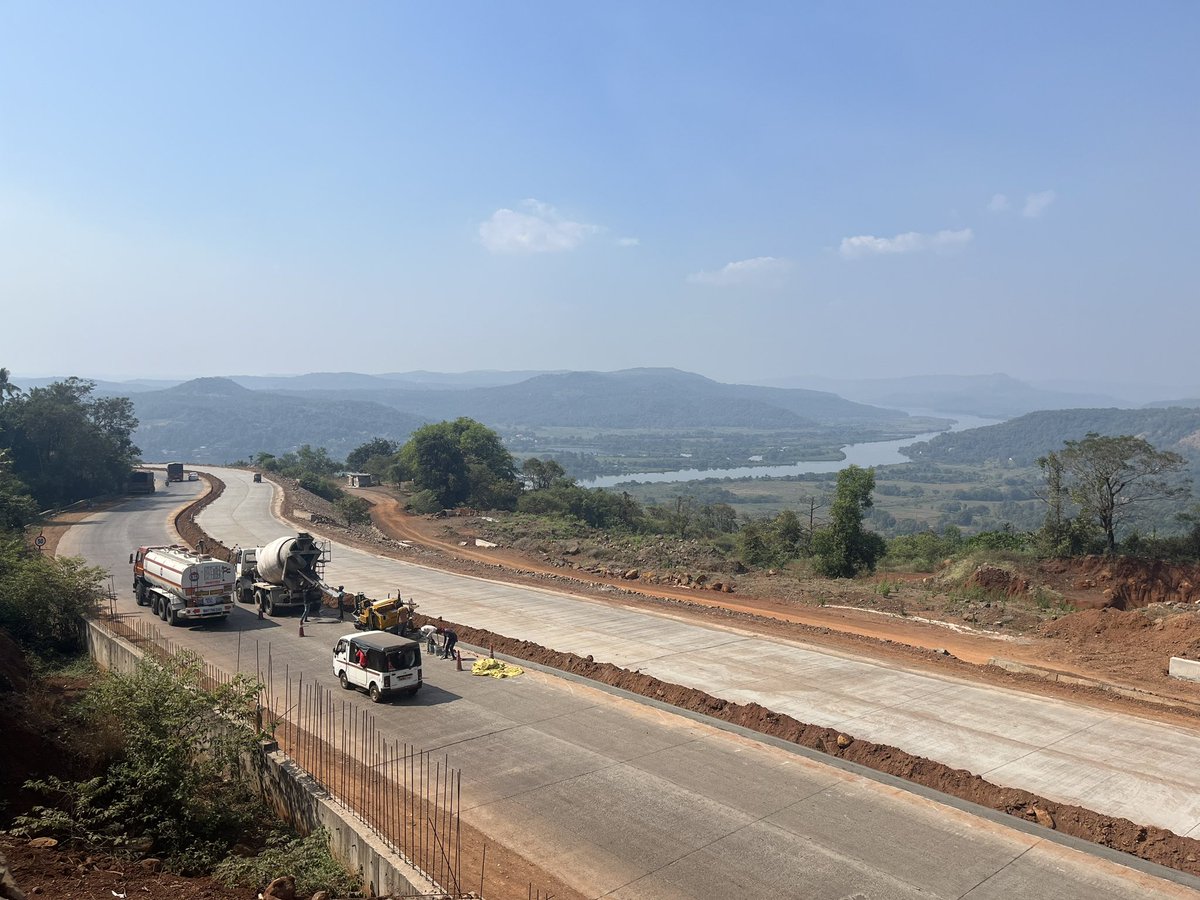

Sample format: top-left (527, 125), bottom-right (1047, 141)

top-left (767, 373), bottom-right (1120, 419)
top-left (112, 368), bottom-right (913, 463)
top-left (129, 378), bottom-right (427, 463)
top-left (903, 407), bottom-right (1200, 467)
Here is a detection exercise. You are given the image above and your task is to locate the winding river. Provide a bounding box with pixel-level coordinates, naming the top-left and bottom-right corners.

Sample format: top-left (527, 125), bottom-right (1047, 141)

top-left (582, 413), bottom-right (1000, 487)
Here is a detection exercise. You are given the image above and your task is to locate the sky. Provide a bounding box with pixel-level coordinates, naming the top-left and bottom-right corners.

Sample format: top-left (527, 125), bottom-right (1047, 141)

top-left (2, 2), bottom-right (1197, 389)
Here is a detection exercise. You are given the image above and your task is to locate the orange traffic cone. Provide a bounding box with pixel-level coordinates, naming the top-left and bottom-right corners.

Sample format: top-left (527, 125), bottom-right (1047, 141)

top-left (455, 651), bottom-right (463, 671)
top-left (298, 621), bottom-right (305, 637)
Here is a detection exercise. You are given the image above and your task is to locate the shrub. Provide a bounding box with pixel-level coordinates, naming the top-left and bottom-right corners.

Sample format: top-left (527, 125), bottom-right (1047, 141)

top-left (334, 495), bottom-right (371, 526)
top-left (214, 829), bottom-right (359, 896)
top-left (0, 534), bottom-right (104, 654)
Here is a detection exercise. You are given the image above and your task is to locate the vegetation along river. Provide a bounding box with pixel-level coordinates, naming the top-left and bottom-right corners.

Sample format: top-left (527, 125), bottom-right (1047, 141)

top-left (583, 413), bottom-right (1001, 487)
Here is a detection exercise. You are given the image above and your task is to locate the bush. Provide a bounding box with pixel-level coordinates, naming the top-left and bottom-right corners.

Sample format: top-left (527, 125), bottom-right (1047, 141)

top-left (334, 495), bottom-right (371, 526)
top-left (298, 474), bottom-right (344, 503)
top-left (214, 829), bottom-right (359, 896)
top-left (0, 534), bottom-right (105, 654)
top-left (13, 651), bottom-right (262, 872)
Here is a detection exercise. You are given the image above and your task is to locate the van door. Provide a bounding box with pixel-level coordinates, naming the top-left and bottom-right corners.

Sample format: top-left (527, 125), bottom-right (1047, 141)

top-left (347, 641), bottom-right (369, 689)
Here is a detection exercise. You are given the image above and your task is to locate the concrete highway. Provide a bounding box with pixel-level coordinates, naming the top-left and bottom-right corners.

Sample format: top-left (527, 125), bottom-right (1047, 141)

top-left (199, 467), bottom-right (1200, 839)
top-left (58, 474), bottom-right (1200, 898)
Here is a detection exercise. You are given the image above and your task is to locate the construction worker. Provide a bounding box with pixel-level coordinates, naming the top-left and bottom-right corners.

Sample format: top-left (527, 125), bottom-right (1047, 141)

top-left (418, 623), bottom-right (438, 654)
top-left (436, 627), bottom-right (458, 659)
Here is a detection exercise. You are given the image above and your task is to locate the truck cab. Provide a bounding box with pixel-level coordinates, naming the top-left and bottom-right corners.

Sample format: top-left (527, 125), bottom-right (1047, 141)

top-left (332, 631), bottom-right (422, 702)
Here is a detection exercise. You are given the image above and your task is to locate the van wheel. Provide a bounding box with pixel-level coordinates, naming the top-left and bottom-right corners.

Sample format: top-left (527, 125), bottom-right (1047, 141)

top-left (405, 685), bottom-right (420, 697)
top-left (369, 683), bottom-right (382, 703)
top-left (339, 671), bottom-right (351, 690)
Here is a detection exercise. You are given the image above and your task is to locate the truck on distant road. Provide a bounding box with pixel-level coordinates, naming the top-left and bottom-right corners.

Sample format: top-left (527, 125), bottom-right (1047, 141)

top-left (126, 470), bottom-right (156, 494)
top-left (233, 532), bottom-right (335, 617)
top-left (131, 545), bottom-right (235, 626)
top-left (166, 462), bottom-right (185, 483)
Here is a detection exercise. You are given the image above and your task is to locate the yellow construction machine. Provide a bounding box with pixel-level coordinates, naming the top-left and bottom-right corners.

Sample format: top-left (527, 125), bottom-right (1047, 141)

top-left (351, 592), bottom-right (417, 636)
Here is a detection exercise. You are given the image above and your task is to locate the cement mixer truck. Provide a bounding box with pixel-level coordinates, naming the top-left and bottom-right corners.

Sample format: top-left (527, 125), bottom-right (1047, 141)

top-left (131, 545), bottom-right (235, 626)
top-left (232, 532), bottom-right (335, 617)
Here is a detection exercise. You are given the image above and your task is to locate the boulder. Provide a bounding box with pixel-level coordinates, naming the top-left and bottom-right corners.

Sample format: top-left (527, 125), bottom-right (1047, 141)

top-left (263, 875), bottom-right (296, 900)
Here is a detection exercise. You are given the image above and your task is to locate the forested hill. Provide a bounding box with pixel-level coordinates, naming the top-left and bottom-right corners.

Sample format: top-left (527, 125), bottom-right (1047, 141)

top-left (903, 408), bottom-right (1200, 466)
top-left (288, 368), bottom-right (905, 428)
top-left (131, 378), bottom-right (427, 463)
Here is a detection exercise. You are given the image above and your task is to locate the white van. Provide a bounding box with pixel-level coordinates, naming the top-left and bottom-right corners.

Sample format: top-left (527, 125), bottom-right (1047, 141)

top-left (332, 630), bottom-right (423, 702)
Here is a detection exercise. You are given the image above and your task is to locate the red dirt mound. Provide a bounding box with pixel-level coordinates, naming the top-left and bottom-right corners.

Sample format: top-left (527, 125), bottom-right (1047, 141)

top-left (1042, 556), bottom-right (1200, 609)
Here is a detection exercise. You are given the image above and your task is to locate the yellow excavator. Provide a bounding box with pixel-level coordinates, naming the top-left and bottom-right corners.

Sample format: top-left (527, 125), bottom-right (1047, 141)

top-left (351, 592), bottom-right (417, 636)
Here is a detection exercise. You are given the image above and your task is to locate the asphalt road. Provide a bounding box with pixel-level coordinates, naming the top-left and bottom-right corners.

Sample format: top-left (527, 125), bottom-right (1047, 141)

top-left (57, 474), bottom-right (1200, 898)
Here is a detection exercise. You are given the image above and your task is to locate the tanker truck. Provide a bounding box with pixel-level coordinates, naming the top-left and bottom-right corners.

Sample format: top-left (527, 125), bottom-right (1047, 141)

top-left (232, 532), bottom-right (334, 617)
top-left (131, 545), bottom-right (235, 626)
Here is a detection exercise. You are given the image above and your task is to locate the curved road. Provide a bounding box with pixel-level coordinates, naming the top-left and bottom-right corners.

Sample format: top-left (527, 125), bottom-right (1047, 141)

top-left (200, 467), bottom-right (1200, 838)
top-left (58, 473), bottom-right (1200, 898)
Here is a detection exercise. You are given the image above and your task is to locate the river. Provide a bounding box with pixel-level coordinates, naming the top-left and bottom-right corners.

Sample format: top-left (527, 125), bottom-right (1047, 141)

top-left (582, 413), bottom-right (1000, 488)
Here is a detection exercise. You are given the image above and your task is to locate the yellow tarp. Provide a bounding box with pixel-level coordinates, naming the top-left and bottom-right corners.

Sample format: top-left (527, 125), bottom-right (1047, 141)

top-left (471, 657), bottom-right (524, 678)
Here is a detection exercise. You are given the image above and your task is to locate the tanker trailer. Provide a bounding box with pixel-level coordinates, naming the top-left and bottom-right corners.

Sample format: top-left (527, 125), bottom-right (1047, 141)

top-left (131, 545), bottom-right (235, 626)
top-left (232, 532), bottom-right (333, 617)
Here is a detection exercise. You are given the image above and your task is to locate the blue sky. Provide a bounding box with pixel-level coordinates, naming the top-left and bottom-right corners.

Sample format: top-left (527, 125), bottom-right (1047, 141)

top-left (2, 2), bottom-right (1197, 390)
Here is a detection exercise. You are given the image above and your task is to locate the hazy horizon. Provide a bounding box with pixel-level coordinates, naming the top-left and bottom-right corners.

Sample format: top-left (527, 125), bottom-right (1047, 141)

top-left (3, 4), bottom-right (1196, 387)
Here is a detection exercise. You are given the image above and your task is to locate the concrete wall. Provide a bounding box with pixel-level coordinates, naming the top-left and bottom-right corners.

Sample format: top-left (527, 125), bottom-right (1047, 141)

top-left (1169, 657), bottom-right (1200, 683)
top-left (83, 620), bottom-right (440, 897)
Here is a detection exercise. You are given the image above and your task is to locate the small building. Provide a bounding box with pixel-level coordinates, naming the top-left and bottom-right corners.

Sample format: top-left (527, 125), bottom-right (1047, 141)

top-left (346, 472), bottom-right (375, 488)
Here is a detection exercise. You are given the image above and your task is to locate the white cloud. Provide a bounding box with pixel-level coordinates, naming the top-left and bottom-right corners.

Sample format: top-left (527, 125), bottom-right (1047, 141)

top-left (988, 193), bottom-right (1010, 212)
top-left (687, 256), bottom-right (792, 286)
top-left (617, 236), bottom-right (640, 247)
top-left (479, 199), bottom-right (600, 253)
top-left (839, 228), bottom-right (973, 259)
top-left (1022, 190), bottom-right (1056, 218)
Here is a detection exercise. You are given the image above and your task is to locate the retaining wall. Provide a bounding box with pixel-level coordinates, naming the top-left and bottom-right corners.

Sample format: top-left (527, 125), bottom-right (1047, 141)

top-left (83, 619), bottom-right (440, 897)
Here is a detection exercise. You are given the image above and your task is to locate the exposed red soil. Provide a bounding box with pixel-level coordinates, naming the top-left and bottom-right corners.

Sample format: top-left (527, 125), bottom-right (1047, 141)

top-left (1, 836), bottom-right (248, 900)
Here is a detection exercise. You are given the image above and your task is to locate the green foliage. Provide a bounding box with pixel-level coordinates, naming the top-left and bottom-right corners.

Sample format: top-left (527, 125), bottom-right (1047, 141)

top-left (518, 483), bottom-right (644, 529)
top-left (298, 474), bottom-right (344, 503)
top-left (0, 449), bottom-right (38, 530)
top-left (811, 465), bottom-right (886, 578)
top-left (399, 418), bottom-right (519, 510)
top-left (334, 495), bottom-right (372, 526)
top-left (0, 534), bottom-right (105, 653)
top-left (1055, 433), bottom-right (1190, 554)
top-left (522, 457), bottom-right (569, 490)
top-left (884, 529), bottom-right (962, 572)
top-left (345, 438), bottom-right (399, 473)
top-left (0, 374), bottom-right (140, 508)
top-left (13, 651), bottom-right (263, 871)
top-left (734, 509), bottom-right (808, 568)
top-left (214, 828), bottom-right (360, 896)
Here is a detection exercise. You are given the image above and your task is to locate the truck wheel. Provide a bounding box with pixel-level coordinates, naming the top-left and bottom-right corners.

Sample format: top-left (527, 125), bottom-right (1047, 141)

top-left (168, 607), bottom-right (181, 627)
top-left (159, 599), bottom-right (169, 621)
top-left (267, 595), bottom-right (279, 617)
top-left (369, 683), bottom-right (382, 703)
top-left (339, 671), bottom-right (351, 690)
top-left (237, 589), bottom-right (252, 604)
top-left (134, 585), bottom-right (145, 607)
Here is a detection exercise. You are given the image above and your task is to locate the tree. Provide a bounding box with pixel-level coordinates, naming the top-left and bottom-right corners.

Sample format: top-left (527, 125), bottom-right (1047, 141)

top-left (1056, 433), bottom-right (1189, 554)
top-left (398, 418), bottom-right (518, 510)
top-left (346, 438), bottom-right (399, 473)
top-left (0, 449), bottom-right (38, 531)
top-left (1, 377), bottom-right (140, 508)
top-left (810, 465), bottom-right (886, 578)
top-left (522, 457), bottom-right (568, 491)
top-left (0, 367), bottom-right (20, 406)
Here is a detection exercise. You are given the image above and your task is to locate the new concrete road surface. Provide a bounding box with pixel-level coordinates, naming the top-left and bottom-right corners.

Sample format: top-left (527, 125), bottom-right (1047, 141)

top-left (197, 467), bottom-right (1200, 839)
top-left (59, 475), bottom-right (1200, 898)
